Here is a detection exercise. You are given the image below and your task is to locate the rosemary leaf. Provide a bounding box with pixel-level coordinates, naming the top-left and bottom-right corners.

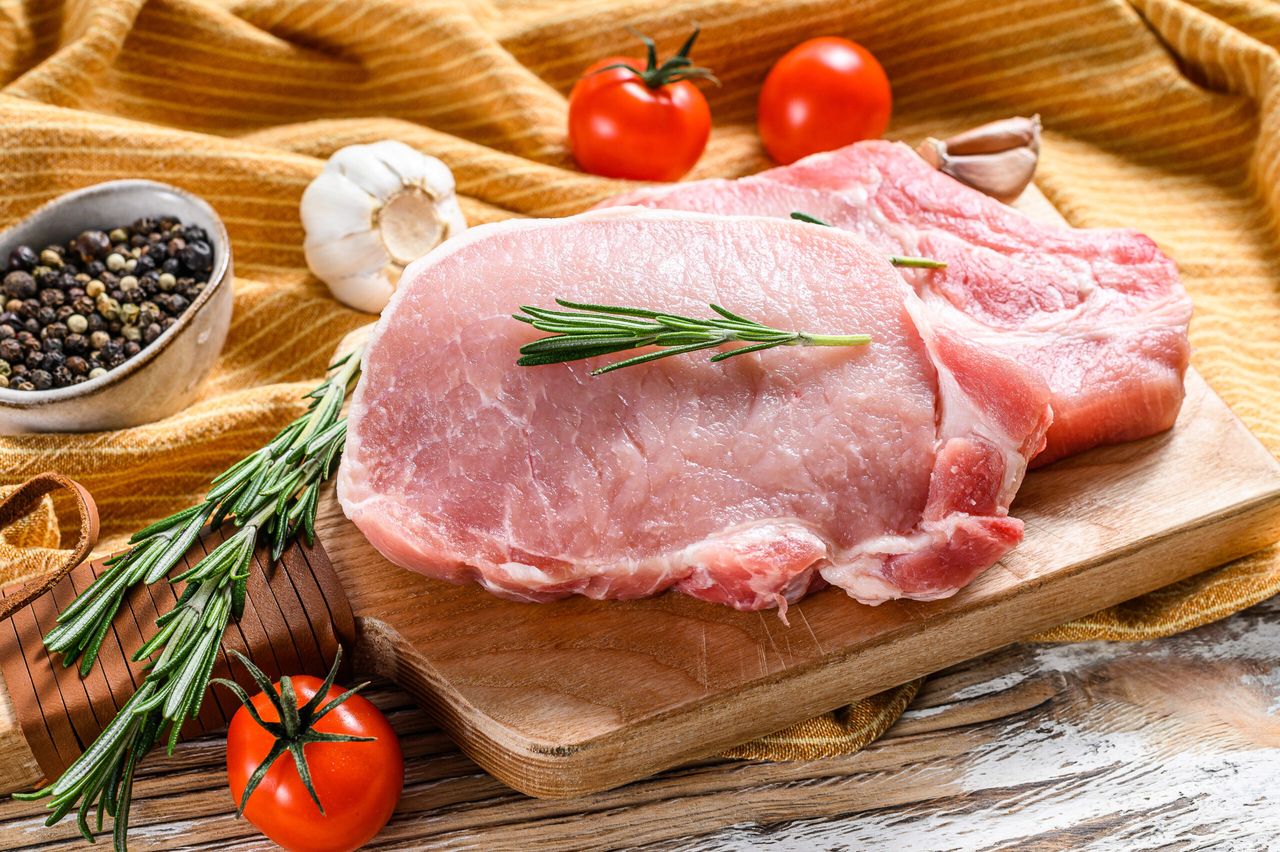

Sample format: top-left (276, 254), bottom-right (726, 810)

top-left (787, 211), bottom-right (947, 269)
top-left (516, 300), bottom-right (871, 375)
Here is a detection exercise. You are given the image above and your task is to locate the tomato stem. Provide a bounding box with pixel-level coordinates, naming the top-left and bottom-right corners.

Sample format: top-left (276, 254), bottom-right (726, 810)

top-left (591, 24), bottom-right (720, 89)
top-left (213, 649), bottom-right (374, 816)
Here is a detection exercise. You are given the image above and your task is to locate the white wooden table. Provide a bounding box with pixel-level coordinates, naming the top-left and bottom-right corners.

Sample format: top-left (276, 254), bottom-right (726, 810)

top-left (4, 593), bottom-right (1276, 850)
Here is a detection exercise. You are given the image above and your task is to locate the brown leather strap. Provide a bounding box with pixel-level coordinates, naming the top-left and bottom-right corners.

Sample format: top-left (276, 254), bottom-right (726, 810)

top-left (0, 472), bottom-right (99, 622)
top-left (0, 530), bottom-right (354, 781)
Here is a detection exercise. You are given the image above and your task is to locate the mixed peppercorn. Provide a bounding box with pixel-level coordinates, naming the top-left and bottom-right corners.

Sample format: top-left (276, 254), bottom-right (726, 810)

top-left (0, 216), bottom-right (214, 391)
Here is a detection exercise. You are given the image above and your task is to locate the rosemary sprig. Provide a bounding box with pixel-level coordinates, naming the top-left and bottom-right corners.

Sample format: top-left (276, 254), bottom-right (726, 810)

top-left (16, 347), bottom-right (363, 848)
top-left (788, 211), bottom-right (948, 269)
top-left (514, 299), bottom-right (870, 375)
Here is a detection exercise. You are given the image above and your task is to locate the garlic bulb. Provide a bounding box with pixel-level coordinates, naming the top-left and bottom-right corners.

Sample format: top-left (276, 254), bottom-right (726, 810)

top-left (301, 140), bottom-right (466, 313)
top-left (917, 115), bottom-right (1041, 203)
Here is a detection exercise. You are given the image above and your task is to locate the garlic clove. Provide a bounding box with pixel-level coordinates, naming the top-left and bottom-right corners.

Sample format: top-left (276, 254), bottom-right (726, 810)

top-left (372, 140), bottom-right (457, 192)
top-left (305, 229), bottom-right (387, 289)
top-left (916, 137), bottom-right (946, 171)
top-left (935, 146), bottom-right (1039, 204)
top-left (300, 140), bottom-right (467, 314)
top-left (330, 141), bottom-right (413, 201)
top-left (300, 172), bottom-right (378, 243)
top-left (323, 267), bottom-right (400, 315)
top-left (941, 115), bottom-right (1040, 157)
top-left (916, 115), bottom-right (1041, 203)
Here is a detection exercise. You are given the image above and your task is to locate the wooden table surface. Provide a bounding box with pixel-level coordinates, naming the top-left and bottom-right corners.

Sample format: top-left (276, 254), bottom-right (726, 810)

top-left (4, 593), bottom-right (1277, 850)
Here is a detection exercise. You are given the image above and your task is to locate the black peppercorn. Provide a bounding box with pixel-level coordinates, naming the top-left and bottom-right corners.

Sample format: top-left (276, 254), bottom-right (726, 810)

top-left (64, 333), bottom-right (88, 355)
top-left (42, 351), bottom-right (65, 372)
top-left (10, 363), bottom-right (27, 377)
top-left (180, 241), bottom-right (214, 274)
top-left (25, 350), bottom-right (43, 370)
top-left (20, 299), bottom-right (40, 319)
top-left (65, 355), bottom-right (88, 375)
top-left (0, 324), bottom-right (11, 340)
top-left (7, 246), bottom-right (38, 272)
top-left (3, 270), bottom-right (37, 300)
top-left (29, 369), bottom-right (52, 390)
top-left (74, 231), bottom-right (110, 263)
top-left (0, 338), bottom-right (20, 362)
top-left (39, 287), bottom-right (65, 307)
top-left (86, 313), bottom-right (106, 333)
top-left (135, 253), bottom-right (157, 273)
top-left (36, 306), bottom-right (56, 326)
top-left (100, 340), bottom-right (125, 368)
top-left (52, 365), bottom-right (72, 387)
top-left (42, 322), bottom-right (67, 342)
top-left (23, 317), bottom-right (38, 334)
top-left (124, 340), bottom-right (141, 357)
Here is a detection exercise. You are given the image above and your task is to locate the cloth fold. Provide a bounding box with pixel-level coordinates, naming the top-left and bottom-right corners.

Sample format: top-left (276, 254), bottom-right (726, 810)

top-left (1, 0), bottom-right (1278, 761)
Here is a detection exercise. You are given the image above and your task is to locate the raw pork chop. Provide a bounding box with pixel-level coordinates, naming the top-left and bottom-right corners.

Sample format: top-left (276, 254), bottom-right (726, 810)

top-left (597, 141), bottom-right (1192, 465)
top-left (338, 209), bottom-right (1052, 612)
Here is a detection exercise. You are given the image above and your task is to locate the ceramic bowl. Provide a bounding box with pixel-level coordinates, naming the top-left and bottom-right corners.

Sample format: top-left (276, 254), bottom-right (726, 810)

top-left (0, 180), bottom-right (233, 433)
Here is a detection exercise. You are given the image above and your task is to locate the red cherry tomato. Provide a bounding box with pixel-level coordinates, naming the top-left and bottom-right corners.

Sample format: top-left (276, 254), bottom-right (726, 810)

top-left (757, 37), bottom-right (892, 165)
top-left (225, 672), bottom-right (403, 852)
top-left (569, 29), bottom-right (714, 181)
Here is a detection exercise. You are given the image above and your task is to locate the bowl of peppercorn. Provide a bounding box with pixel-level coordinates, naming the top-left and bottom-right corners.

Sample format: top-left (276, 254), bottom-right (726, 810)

top-left (0, 180), bottom-right (232, 432)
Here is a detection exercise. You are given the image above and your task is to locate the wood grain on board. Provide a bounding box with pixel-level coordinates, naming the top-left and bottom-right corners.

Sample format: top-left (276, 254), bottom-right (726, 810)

top-left (5, 594), bottom-right (1278, 850)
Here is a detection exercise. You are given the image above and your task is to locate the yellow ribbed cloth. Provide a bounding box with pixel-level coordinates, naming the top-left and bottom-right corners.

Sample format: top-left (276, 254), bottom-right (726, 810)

top-left (1, 0), bottom-right (1278, 760)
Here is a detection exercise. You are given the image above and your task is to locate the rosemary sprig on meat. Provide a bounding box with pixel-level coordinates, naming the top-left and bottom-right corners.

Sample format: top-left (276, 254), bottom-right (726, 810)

top-left (16, 348), bottom-right (363, 848)
top-left (514, 299), bottom-right (870, 375)
top-left (788, 211), bottom-right (948, 269)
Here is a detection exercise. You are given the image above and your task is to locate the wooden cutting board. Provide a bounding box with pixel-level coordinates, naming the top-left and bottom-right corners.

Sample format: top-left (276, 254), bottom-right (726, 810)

top-left (311, 366), bottom-right (1280, 797)
top-left (4, 189), bottom-right (1280, 801)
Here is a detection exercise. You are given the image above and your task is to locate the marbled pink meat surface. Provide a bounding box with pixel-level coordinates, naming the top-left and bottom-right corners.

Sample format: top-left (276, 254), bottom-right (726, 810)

top-left (338, 209), bottom-right (1052, 612)
top-left (597, 141), bottom-right (1192, 465)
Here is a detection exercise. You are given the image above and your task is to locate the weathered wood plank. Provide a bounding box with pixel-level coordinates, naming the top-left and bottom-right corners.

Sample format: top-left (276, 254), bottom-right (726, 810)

top-left (5, 597), bottom-right (1276, 850)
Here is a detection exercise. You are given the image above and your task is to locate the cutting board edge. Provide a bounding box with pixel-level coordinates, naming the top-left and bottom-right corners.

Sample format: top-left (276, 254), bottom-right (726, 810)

top-left (363, 481), bottom-right (1280, 798)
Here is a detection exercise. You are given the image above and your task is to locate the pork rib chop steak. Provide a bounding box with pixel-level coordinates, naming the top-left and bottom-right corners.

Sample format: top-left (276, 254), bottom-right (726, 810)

top-left (338, 209), bottom-right (1052, 612)
top-left (598, 141), bottom-right (1192, 465)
